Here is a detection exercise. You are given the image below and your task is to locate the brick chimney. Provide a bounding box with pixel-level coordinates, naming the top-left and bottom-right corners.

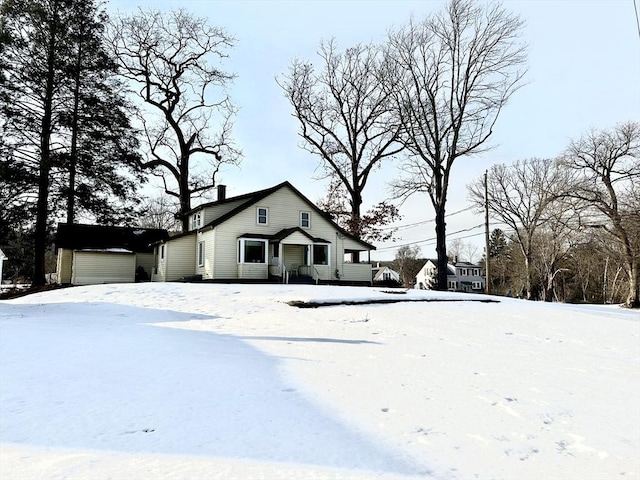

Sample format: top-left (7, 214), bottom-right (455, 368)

top-left (217, 184), bottom-right (226, 201)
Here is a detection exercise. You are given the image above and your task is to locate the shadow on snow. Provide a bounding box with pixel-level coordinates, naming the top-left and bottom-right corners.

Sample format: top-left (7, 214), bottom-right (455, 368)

top-left (0, 302), bottom-right (423, 476)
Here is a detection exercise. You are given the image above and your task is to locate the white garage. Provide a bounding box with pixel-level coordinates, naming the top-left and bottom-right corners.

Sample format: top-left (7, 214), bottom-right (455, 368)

top-left (71, 249), bottom-right (136, 285)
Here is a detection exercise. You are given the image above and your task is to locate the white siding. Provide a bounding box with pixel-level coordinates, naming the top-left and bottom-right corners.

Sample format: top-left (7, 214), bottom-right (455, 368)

top-left (157, 234), bottom-right (196, 281)
top-left (213, 186), bottom-right (364, 280)
top-left (136, 253), bottom-right (154, 278)
top-left (195, 230), bottom-right (216, 279)
top-left (72, 251), bottom-right (135, 285)
top-left (342, 263), bottom-right (373, 282)
top-left (56, 248), bottom-right (73, 284)
top-left (202, 198), bottom-right (248, 225)
top-left (237, 263), bottom-right (268, 279)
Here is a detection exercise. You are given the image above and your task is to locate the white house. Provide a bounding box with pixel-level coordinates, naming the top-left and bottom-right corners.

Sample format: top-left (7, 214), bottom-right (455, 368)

top-left (151, 182), bottom-right (375, 285)
top-left (372, 263), bottom-right (400, 284)
top-left (415, 258), bottom-right (485, 293)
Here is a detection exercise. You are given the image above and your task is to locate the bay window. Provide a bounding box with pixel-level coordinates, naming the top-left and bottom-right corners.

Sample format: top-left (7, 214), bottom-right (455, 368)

top-left (238, 238), bottom-right (267, 263)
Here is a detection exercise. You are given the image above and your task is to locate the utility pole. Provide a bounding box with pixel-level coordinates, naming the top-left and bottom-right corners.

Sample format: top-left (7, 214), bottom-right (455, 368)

top-left (484, 170), bottom-right (491, 294)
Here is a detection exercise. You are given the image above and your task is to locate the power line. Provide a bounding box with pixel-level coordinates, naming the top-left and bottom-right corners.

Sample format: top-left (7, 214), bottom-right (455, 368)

top-left (378, 206), bottom-right (475, 231)
top-left (376, 223), bottom-right (485, 251)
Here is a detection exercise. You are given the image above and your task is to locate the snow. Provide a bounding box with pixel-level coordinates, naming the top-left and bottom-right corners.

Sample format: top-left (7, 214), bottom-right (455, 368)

top-left (1, 283), bottom-right (639, 479)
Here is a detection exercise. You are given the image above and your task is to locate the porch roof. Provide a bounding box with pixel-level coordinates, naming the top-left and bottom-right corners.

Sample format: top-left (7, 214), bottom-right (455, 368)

top-left (238, 228), bottom-right (330, 244)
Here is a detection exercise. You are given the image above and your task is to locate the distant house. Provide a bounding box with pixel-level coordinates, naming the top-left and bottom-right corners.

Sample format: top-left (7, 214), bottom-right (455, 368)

top-left (55, 224), bottom-right (169, 285)
top-left (415, 258), bottom-right (485, 293)
top-left (372, 263), bottom-right (400, 285)
top-left (151, 182), bottom-right (375, 285)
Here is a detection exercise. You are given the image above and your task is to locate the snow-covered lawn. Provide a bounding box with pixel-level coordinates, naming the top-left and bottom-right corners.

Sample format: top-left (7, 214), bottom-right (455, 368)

top-left (1, 283), bottom-right (638, 479)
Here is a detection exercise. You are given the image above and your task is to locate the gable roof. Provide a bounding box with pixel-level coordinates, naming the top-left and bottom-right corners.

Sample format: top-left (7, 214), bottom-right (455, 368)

top-left (55, 223), bottom-right (169, 254)
top-left (195, 181), bottom-right (375, 250)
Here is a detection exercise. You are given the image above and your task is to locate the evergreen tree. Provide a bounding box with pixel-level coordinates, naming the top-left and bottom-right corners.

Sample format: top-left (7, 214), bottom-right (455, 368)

top-left (1, 0), bottom-right (144, 285)
top-left (55, 0), bottom-right (143, 225)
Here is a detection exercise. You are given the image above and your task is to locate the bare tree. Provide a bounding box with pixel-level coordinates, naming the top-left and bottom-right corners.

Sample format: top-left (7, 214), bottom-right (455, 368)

top-left (390, 244), bottom-right (422, 288)
top-left (137, 195), bottom-right (181, 232)
top-left (279, 39), bottom-right (403, 259)
top-left (468, 159), bottom-right (567, 299)
top-left (533, 201), bottom-right (575, 302)
top-left (108, 9), bottom-right (241, 232)
top-left (316, 177), bottom-right (401, 244)
top-left (447, 238), bottom-right (479, 263)
top-left (562, 121), bottom-right (640, 307)
top-left (386, 0), bottom-right (527, 290)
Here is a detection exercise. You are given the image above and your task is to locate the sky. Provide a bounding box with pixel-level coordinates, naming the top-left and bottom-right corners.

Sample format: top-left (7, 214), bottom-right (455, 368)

top-left (109, 0), bottom-right (640, 261)
top-left (1, 282), bottom-right (639, 479)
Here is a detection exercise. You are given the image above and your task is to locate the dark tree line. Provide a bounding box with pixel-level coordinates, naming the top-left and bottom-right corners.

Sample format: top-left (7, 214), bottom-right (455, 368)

top-left (0, 1), bottom-right (239, 285)
top-left (0, 0), bottom-right (143, 285)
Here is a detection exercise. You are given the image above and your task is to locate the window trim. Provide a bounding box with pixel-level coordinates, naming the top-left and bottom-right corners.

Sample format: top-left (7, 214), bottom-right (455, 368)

top-left (300, 211), bottom-right (310, 229)
top-left (197, 241), bottom-right (205, 267)
top-left (191, 212), bottom-right (202, 230)
top-left (312, 243), bottom-right (330, 266)
top-left (160, 244), bottom-right (165, 260)
top-left (256, 207), bottom-right (268, 225)
top-left (238, 238), bottom-right (268, 264)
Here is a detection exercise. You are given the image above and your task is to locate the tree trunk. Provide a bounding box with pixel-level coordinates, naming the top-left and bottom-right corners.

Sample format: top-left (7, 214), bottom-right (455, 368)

top-left (67, 41), bottom-right (82, 225)
top-left (523, 253), bottom-right (532, 300)
top-left (33, 7), bottom-right (59, 287)
top-left (350, 190), bottom-right (362, 263)
top-left (435, 205), bottom-right (448, 291)
top-left (627, 260), bottom-right (639, 308)
top-left (179, 156), bottom-right (191, 232)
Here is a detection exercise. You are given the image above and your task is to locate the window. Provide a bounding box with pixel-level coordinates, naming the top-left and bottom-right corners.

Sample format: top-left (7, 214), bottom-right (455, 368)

top-left (197, 241), bottom-right (205, 267)
top-left (473, 281), bottom-right (482, 290)
top-left (238, 238), bottom-right (267, 263)
top-left (313, 244), bottom-right (329, 265)
top-left (191, 212), bottom-right (202, 230)
top-left (300, 211), bottom-right (310, 228)
top-left (257, 207), bottom-right (268, 225)
top-left (160, 245), bottom-right (165, 260)
top-left (448, 280), bottom-right (457, 290)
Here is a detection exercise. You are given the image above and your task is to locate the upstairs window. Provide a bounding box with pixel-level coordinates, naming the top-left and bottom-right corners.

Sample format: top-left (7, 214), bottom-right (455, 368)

top-left (257, 207), bottom-right (268, 225)
top-left (300, 211), bottom-right (310, 228)
top-left (191, 212), bottom-right (202, 230)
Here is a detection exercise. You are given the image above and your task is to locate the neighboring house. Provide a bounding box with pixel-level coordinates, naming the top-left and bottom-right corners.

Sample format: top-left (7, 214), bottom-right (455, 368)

top-left (415, 258), bottom-right (485, 293)
top-left (152, 182), bottom-right (375, 285)
top-left (55, 224), bottom-right (169, 285)
top-left (372, 263), bottom-right (400, 285)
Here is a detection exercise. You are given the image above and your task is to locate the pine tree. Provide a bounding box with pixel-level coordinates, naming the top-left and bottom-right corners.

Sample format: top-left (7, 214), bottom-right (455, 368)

top-left (1, 0), bottom-right (144, 285)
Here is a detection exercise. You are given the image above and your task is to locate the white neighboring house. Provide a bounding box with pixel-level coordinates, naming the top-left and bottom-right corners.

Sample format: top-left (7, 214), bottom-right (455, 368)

top-left (372, 264), bottom-right (400, 284)
top-left (415, 258), bottom-right (485, 293)
top-left (151, 182), bottom-right (375, 285)
top-left (0, 248), bottom-right (7, 284)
